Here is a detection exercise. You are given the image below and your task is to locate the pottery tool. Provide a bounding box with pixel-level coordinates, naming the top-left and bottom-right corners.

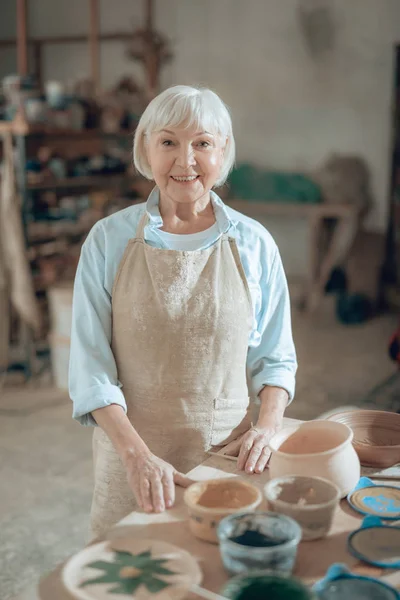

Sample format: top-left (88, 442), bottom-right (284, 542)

top-left (190, 583), bottom-right (228, 599)
top-left (364, 464), bottom-right (400, 481)
top-left (207, 451), bottom-right (238, 462)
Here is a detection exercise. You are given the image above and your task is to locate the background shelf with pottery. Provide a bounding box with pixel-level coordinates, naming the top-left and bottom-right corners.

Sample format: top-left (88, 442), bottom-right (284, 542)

top-left (1, 0), bottom-right (164, 382)
top-left (6, 125), bottom-right (153, 382)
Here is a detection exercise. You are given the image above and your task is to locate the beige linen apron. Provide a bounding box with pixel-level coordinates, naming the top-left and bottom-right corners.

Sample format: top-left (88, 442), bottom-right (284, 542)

top-left (90, 212), bottom-right (253, 536)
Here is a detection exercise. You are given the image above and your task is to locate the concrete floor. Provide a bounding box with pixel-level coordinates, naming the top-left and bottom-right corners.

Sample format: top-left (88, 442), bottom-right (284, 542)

top-left (1, 303), bottom-right (399, 599)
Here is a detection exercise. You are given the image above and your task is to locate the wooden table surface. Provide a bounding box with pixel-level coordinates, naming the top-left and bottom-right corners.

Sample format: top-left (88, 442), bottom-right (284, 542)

top-left (15, 419), bottom-right (400, 599)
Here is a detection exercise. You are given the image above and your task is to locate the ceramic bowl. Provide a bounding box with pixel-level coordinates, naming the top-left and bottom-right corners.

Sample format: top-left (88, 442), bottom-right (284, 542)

top-left (326, 410), bottom-right (400, 468)
top-left (348, 515), bottom-right (400, 568)
top-left (183, 478), bottom-right (262, 543)
top-left (313, 563), bottom-right (399, 600)
top-left (217, 511), bottom-right (302, 576)
top-left (264, 475), bottom-right (341, 540)
top-left (268, 420), bottom-right (360, 497)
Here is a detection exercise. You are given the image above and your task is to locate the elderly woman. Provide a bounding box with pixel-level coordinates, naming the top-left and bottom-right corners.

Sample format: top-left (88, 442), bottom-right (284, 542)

top-left (69, 85), bottom-right (297, 537)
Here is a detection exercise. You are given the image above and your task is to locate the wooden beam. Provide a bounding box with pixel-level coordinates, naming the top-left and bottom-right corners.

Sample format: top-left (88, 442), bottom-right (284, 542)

top-left (89, 0), bottom-right (100, 93)
top-left (16, 0), bottom-right (28, 75)
top-left (144, 0), bottom-right (158, 100)
top-left (0, 32), bottom-right (134, 48)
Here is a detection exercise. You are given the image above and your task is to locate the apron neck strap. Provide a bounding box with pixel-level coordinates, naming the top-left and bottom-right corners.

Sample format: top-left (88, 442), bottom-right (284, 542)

top-left (137, 212), bottom-right (149, 239)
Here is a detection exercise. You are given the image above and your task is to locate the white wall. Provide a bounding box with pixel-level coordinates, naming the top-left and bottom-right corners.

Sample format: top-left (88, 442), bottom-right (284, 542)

top-left (0, 0), bottom-right (398, 273)
top-left (0, 0), bottom-right (17, 74)
top-left (154, 0), bottom-right (398, 236)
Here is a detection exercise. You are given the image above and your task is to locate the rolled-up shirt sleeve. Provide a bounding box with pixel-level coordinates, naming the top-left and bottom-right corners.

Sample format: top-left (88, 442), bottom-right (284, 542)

top-left (247, 248), bottom-right (297, 402)
top-left (69, 224), bottom-right (127, 426)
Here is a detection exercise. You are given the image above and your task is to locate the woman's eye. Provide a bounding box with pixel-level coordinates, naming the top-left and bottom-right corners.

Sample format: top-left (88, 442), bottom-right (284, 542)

top-left (198, 141), bottom-right (211, 148)
top-left (162, 140), bottom-right (174, 146)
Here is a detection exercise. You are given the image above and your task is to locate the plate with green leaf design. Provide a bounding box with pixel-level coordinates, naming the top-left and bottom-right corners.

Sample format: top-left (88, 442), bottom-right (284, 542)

top-left (62, 537), bottom-right (203, 599)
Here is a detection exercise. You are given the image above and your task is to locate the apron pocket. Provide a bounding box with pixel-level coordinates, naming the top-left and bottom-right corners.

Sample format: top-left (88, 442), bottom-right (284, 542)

top-left (211, 397), bottom-right (251, 447)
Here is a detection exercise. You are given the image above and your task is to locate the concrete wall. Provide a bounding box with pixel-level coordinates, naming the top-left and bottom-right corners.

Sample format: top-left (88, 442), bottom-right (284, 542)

top-left (0, 0), bottom-right (398, 274)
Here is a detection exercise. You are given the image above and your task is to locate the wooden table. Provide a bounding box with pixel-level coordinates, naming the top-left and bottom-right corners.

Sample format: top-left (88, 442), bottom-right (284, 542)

top-left (15, 418), bottom-right (400, 599)
top-left (227, 200), bottom-right (362, 313)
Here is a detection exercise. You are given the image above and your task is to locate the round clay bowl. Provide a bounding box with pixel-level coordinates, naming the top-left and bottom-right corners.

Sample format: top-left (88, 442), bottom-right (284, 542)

top-left (326, 410), bottom-right (400, 468)
top-left (264, 475), bottom-right (341, 540)
top-left (184, 478), bottom-right (262, 543)
top-left (268, 421), bottom-right (361, 497)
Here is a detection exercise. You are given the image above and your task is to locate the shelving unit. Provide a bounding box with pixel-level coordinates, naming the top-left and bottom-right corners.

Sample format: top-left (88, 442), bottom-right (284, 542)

top-left (26, 174), bottom-right (135, 191)
top-left (18, 127), bottom-right (140, 263)
top-left (1, 0), bottom-right (168, 380)
top-left (3, 116), bottom-right (148, 381)
top-left (381, 44), bottom-right (400, 309)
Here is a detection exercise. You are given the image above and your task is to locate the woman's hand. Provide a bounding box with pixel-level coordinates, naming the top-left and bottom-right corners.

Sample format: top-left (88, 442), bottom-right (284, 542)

top-left (223, 422), bottom-right (281, 474)
top-left (92, 405), bottom-right (193, 513)
top-left (124, 450), bottom-right (193, 513)
top-left (222, 386), bottom-right (288, 474)
top-left (236, 424), bottom-right (280, 473)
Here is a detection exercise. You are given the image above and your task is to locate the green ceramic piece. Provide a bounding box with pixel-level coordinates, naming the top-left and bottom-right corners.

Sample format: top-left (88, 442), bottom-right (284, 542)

top-left (228, 164), bottom-right (322, 204)
top-left (80, 549), bottom-right (176, 595)
top-left (221, 572), bottom-right (315, 600)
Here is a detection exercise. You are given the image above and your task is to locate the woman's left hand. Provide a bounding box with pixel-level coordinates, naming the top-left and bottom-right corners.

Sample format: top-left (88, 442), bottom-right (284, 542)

top-left (236, 424), bottom-right (280, 473)
top-left (223, 421), bottom-right (282, 473)
top-left (222, 387), bottom-right (288, 473)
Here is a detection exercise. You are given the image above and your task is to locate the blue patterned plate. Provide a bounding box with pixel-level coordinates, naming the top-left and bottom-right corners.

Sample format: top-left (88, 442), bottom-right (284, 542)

top-left (313, 563), bottom-right (399, 600)
top-left (347, 477), bottom-right (400, 519)
top-left (348, 516), bottom-right (400, 568)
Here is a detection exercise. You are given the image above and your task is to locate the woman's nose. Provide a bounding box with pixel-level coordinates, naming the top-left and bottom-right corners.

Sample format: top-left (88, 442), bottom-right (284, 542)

top-left (176, 145), bottom-right (196, 168)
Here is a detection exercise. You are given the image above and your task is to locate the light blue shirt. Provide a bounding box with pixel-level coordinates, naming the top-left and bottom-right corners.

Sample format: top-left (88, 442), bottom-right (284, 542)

top-left (69, 188), bottom-right (297, 426)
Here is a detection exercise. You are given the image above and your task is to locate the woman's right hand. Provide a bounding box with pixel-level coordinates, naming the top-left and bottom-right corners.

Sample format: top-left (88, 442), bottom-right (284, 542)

top-left (124, 450), bottom-right (193, 513)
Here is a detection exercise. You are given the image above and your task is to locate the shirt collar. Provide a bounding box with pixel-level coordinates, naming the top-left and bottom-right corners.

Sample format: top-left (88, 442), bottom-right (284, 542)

top-left (145, 186), bottom-right (232, 235)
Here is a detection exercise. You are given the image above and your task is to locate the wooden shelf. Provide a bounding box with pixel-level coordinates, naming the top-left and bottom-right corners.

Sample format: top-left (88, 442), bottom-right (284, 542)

top-left (0, 119), bottom-right (134, 138)
top-left (18, 125), bottom-right (135, 138)
top-left (27, 174), bottom-right (135, 191)
top-left (0, 31), bottom-right (135, 47)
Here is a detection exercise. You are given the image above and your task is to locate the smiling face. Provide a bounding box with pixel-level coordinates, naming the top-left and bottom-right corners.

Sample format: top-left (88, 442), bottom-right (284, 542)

top-left (145, 126), bottom-right (225, 206)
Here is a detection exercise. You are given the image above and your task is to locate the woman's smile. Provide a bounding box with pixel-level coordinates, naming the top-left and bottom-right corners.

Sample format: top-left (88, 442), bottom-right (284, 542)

top-left (170, 174), bottom-right (200, 184)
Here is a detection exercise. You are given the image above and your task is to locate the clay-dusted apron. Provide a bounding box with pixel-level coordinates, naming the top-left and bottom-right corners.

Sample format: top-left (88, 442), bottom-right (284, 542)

top-left (90, 212), bottom-right (253, 536)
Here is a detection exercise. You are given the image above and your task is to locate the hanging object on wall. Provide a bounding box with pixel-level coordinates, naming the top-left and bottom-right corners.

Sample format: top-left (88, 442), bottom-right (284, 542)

top-left (313, 154), bottom-right (373, 212)
top-left (125, 0), bottom-right (173, 102)
top-left (297, 0), bottom-right (336, 58)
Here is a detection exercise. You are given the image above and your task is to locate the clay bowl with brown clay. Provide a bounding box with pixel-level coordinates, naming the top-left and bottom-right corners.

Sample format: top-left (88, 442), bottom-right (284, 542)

top-left (326, 409), bottom-right (400, 468)
top-left (184, 478), bottom-right (262, 543)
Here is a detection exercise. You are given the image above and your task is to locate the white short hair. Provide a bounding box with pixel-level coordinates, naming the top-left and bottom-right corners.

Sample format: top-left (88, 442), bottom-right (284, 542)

top-left (133, 85), bottom-right (235, 187)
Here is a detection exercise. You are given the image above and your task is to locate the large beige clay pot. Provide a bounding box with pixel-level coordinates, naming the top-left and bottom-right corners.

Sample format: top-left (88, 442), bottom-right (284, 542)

top-left (269, 421), bottom-right (360, 497)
